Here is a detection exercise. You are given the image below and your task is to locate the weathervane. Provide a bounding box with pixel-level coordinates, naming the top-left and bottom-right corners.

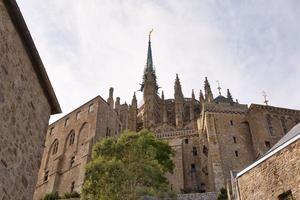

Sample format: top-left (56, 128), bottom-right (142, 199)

top-left (149, 29), bottom-right (154, 41)
top-left (217, 80), bottom-right (221, 95)
top-left (262, 91), bottom-right (269, 105)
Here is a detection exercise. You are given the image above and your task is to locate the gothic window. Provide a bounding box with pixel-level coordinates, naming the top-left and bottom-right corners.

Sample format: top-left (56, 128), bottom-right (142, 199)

top-left (278, 190), bottom-right (294, 200)
top-left (64, 118), bottom-right (69, 127)
top-left (266, 114), bottom-right (275, 136)
top-left (106, 127), bottom-right (111, 137)
top-left (230, 120), bottom-right (233, 126)
top-left (265, 141), bottom-right (271, 149)
top-left (52, 140), bottom-right (59, 155)
top-left (70, 156), bottom-right (75, 168)
top-left (203, 145), bottom-right (208, 157)
top-left (69, 131), bottom-right (75, 146)
top-left (233, 136), bottom-right (237, 143)
top-left (88, 104), bottom-right (94, 113)
top-left (191, 164), bottom-right (196, 173)
top-left (76, 111), bottom-right (81, 120)
top-left (43, 170), bottom-right (49, 182)
top-left (192, 147), bottom-right (198, 156)
top-left (71, 181), bottom-right (75, 192)
top-left (185, 138), bottom-right (189, 144)
top-left (235, 150), bottom-right (239, 157)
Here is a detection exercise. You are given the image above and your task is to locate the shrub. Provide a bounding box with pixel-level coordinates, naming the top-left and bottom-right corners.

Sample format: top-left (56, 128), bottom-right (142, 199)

top-left (41, 192), bottom-right (59, 200)
top-left (217, 187), bottom-right (228, 200)
top-left (63, 191), bottom-right (80, 199)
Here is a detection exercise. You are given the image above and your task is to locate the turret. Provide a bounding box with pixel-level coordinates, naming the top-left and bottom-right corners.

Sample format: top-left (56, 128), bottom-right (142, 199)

top-left (174, 74), bottom-right (184, 128)
top-left (115, 97), bottom-right (120, 114)
top-left (190, 89), bottom-right (195, 121)
top-left (107, 87), bottom-right (114, 109)
top-left (204, 77), bottom-right (214, 102)
top-left (128, 92), bottom-right (138, 131)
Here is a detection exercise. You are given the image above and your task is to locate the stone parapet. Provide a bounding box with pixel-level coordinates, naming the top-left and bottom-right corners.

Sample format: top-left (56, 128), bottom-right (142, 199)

top-left (156, 129), bottom-right (198, 139)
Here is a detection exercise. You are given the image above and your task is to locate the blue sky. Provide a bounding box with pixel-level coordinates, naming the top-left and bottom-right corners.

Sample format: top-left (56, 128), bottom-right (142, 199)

top-left (17, 0), bottom-right (300, 121)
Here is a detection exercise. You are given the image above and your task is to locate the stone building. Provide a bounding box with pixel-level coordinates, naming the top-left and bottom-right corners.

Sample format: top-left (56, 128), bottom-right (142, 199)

top-left (34, 32), bottom-right (300, 198)
top-left (231, 123), bottom-right (300, 200)
top-left (0, 0), bottom-right (61, 200)
top-left (33, 93), bottom-right (136, 200)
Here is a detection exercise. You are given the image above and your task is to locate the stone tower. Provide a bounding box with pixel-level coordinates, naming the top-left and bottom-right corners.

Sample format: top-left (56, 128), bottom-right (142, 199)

top-left (128, 92), bottom-right (138, 131)
top-left (174, 74), bottom-right (184, 128)
top-left (107, 87), bottom-right (114, 109)
top-left (140, 32), bottom-right (160, 129)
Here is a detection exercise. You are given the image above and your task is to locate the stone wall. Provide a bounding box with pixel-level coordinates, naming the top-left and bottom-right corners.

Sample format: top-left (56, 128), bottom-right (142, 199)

top-left (237, 139), bottom-right (300, 200)
top-left (247, 104), bottom-right (300, 158)
top-left (166, 139), bottom-right (185, 192)
top-left (0, 1), bottom-right (58, 200)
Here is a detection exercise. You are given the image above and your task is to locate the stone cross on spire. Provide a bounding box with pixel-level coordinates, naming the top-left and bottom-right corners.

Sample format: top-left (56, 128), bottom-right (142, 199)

top-left (262, 91), bottom-right (269, 105)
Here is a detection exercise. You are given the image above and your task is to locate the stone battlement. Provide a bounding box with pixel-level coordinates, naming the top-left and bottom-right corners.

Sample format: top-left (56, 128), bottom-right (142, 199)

top-left (156, 129), bottom-right (198, 139)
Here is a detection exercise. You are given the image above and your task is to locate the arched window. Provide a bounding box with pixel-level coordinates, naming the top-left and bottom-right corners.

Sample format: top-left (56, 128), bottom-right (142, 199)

top-left (69, 131), bottom-right (75, 146)
top-left (52, 140), bottom-right (59, 155)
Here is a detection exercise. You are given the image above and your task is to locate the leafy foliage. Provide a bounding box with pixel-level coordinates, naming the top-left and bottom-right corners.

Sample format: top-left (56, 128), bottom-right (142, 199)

top-left (217, 188), bottom-right (228, 200)
top-left (63, 191), bottom-right (80, 198)
top-left (41, 192), bottom-right (59, 200)
top-left (81, 129), bottom-right (175, 200)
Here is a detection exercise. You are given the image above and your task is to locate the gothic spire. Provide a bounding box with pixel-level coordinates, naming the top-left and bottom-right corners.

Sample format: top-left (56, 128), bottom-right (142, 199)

top-left (146, 29), bottom-right (154, 71)
top-left (192, 89), bottom-right (195, 99)
top-left (161, 90), bottom-right (165, 100)
top-left (227, 89), bottom-right (233, 102)
top-left (174, 74), bottom-right (183, 98)
top-left (140, 29), bottom-right (158, 92)
top-left (199, 89), bottom-right (204, 103)
top-left (204, 77), bottom-right (214, 102)
top-left (130, 93), bottom-right (137, 109)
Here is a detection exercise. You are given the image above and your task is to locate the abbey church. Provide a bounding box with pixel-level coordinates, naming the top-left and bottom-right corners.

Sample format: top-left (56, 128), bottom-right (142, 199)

top-left (33, 34), bottom-right (300, 200)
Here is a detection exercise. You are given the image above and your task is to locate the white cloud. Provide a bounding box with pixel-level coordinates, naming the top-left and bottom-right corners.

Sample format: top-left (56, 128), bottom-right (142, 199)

top-left (16, 0), bottom-right (300, 122)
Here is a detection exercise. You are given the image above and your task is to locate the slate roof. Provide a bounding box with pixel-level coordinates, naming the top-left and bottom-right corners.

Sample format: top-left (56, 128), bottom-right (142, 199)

top-left (213, 95), bottom-right (233, 104)
top-left (268, 123), bottom-right (300, 153)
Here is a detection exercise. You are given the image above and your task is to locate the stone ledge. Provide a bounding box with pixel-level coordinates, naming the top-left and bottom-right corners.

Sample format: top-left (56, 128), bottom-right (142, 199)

top-left (141, 192), bottom-right (218, 200)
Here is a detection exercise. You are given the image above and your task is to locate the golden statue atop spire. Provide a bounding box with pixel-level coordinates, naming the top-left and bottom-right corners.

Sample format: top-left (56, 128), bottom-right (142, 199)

top-left (149, 29), bottom-right (154, 41)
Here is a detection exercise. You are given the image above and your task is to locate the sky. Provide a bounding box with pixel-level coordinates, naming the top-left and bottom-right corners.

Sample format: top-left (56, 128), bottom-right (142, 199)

top-left (16, 0), bottom-right (300, 122)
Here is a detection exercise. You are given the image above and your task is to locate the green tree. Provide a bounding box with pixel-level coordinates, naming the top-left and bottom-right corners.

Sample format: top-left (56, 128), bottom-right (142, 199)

top-left (81, 129), bottom-right (175, 200)
top-left (217, 188), bottom-right (228, 200)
